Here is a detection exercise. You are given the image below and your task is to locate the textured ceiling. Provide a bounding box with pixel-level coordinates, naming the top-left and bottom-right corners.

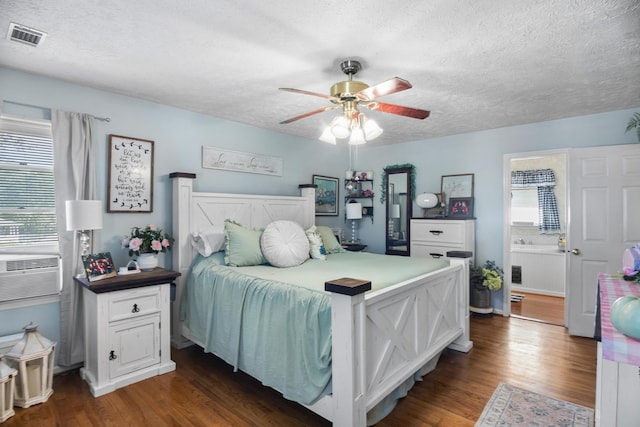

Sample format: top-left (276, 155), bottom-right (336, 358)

top-left (1, 0), bottom-right (639, 146)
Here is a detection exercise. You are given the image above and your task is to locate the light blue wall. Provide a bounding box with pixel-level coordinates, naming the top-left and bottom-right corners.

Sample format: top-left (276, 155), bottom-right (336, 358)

top-left (359, 108), bottom-right (639, 309)
top-left (0, 67), bottom-right (349, 342)
top-left (0, 66), bottom-right (638, 340)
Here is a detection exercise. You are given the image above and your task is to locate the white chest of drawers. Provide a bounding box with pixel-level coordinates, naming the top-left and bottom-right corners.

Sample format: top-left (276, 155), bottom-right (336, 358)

top-left (76, 268), bottom-right (180, 397)
top-left (410, 219), bottom-right (475, 262)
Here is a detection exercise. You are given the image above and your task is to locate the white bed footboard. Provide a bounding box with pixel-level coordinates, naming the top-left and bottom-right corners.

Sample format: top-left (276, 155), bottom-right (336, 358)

top-left (170, 173), bottom-right (471, 427)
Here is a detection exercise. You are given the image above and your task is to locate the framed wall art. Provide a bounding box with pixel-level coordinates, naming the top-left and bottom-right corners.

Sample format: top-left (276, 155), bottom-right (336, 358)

top-left (202, 146), bottom-right (283, 176)
top-left (448, 197), bottom-right (474, 219)
top-left (441, 173), bottom-right (474, 208)
top-left (108, 135), bottom-right (154, 212)
top-left (313, 175), bottom-right (339, 216)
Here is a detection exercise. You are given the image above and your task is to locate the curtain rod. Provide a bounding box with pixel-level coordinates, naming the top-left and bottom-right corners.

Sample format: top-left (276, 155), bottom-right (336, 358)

top-left (2, 100), bottom-right (110, 122)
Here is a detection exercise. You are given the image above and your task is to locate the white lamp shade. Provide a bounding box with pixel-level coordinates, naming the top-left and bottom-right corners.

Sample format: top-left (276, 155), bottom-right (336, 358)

top-left (348, 128), bottom-right (366, 145)
top-left (363, 118), bottom-right (383, 140)
top-left (330, 116), bottom-right (350, 139)
top-left (346, 202), bottom-right (363, 220)
top-left (65, 200), bottom-right (103, 231)
top-left (391, 204), bottom-right (401, 218)
top-left (416, 192), bottom-right (439, 208)
top-left (319, 127), bottom-right (337, 144)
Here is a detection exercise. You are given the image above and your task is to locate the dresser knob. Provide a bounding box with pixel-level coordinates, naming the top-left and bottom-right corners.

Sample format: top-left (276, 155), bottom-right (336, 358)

top-left (429, 230), bottom-right (443, 235)
top-left (109, 350), bottom-right (117, 360)
top-left (132, 303), bottom-right (140, 313)
top-left (430, 253), bottom-right (443, 258)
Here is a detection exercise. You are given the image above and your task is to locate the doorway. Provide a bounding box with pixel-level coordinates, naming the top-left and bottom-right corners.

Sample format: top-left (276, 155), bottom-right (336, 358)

top-left (502, 149), bottom-right (568, 325)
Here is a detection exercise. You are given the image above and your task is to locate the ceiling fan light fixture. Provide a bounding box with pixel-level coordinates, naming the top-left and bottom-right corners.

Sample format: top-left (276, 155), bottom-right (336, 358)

top-left (330, 116), bottom-right (350, 139)
top-left (319, 127), bottom-right (337, 144)
top-left (363, 118), bottom-right (383, 140)
top-left (348, 128), bottom-right (366, 145)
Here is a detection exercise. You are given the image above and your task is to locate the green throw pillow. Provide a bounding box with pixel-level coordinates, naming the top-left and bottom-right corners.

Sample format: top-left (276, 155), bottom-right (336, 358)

top-left (223, 220), bottom-right (267, 267)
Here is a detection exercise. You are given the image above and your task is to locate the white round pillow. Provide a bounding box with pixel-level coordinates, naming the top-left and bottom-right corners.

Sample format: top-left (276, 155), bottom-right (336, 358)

top-left (260, 220), bottom-right (310, 268)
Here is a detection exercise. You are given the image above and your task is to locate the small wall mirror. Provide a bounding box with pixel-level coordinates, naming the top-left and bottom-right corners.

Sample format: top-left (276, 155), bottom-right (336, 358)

top-left (385, 166), bottom-right (413, 255)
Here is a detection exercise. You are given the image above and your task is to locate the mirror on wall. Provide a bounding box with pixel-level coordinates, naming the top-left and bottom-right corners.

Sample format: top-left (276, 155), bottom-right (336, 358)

top-left (385, 167), bottom-right (413, 255)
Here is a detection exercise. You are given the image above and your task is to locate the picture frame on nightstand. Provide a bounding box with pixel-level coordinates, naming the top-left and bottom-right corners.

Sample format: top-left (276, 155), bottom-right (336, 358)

top-left (82, 252), bottom-right (117, 282)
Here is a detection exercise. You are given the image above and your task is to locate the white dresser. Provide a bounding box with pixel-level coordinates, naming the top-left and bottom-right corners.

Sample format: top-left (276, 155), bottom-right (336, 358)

top-left (76, 268), bottom-right (180, 397)
top-left (410, 219), bottom-right (475, 262)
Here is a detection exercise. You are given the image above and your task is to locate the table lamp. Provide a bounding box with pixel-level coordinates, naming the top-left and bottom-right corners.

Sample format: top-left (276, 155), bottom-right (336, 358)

top-left (65, 200), bottom-right (103, 276)
top-left (346, 202), bottom-right (363, 243)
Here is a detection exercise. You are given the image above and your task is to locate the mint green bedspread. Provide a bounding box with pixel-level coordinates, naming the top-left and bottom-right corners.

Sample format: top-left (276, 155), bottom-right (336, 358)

top-left (181, 251), bottom-right (448, 406)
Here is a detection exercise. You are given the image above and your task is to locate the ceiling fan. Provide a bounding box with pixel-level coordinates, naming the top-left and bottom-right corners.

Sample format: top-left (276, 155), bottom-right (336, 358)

top-left (279, 60), bottom-right (430, 143)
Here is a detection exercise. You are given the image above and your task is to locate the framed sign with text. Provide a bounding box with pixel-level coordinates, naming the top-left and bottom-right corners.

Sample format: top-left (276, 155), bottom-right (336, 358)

top-left (107, 135), bottom-right (154, 212)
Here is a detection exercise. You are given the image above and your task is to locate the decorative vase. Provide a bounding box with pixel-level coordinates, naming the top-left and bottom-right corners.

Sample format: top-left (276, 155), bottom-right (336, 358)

top-left (137, 253), bottom-right (158, 270)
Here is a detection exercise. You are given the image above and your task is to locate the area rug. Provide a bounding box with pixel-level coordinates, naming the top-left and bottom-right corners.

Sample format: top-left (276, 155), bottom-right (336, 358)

top-left (475, 383), bottom-right (594, 427)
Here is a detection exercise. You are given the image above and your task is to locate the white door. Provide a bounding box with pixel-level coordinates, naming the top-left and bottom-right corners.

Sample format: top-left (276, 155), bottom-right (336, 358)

top-left (567, 144), bottom-right (640, 337)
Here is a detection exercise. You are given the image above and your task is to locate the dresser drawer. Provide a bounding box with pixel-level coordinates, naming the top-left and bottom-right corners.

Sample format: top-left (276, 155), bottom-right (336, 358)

top-left (108, 285), bottom-right (161, 322)
top-left (412, 221), bottom-right (465, 244)
top-left (411, 244), bottom-right (460, 260)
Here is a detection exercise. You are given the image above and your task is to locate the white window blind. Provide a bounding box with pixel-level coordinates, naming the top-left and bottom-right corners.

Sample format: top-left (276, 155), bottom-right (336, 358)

top-left (0, 115), bottom-right (57, 246)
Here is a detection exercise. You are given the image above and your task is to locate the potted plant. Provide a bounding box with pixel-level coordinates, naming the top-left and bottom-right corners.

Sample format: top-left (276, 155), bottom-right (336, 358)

top-left (625, 112), bottom-right (640, 142)
top-left (470, 260), bottom-right (504, 313)
top-left (121, 224), bottom-right (174, 270)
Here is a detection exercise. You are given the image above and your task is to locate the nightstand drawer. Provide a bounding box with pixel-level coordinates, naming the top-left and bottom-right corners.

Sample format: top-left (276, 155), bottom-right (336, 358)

top-left (109, 286), bottom-right (161, 322)
top-left (412, 221), bottom-right (465, 244)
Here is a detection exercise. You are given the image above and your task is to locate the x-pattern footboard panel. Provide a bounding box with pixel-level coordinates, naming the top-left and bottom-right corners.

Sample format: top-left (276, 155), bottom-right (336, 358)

top-left (365, 271), bottom-right (461, 408)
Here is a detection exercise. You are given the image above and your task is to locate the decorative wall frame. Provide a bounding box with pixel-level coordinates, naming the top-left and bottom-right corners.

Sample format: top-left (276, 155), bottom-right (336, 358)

top-left (202, 146), bottom-right (283, 176)
top-left (313, 175), bottom-right (339, 216)
top-left (108, 135), bottom-right (154, 212)
top-left (441, 173), bottom-right (474, 208)
top-left (448, 197), bottom-right (474, 219)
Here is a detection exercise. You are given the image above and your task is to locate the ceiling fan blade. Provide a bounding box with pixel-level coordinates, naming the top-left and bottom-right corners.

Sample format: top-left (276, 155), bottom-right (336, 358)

top-left (279, 106), bottom-right (339, 124)
top-left (279, 87), bottom-right (337, 101)
top-left (356, 77), bottom-right (412, 101)
top-left (365, 101), bottom-right (430, 120)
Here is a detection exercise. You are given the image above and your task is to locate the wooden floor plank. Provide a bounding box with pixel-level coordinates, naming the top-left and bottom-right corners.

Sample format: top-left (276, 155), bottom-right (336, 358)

top-left (3, 315), bottom-right (596, 426)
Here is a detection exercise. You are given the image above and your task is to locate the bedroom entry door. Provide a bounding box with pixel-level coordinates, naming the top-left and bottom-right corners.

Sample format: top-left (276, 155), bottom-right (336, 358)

top-left (566, 144), bottom-right (640, 337)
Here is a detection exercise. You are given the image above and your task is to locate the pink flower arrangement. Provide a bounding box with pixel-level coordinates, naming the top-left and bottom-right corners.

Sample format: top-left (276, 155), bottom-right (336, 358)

top-left (121, 224), bottom-right (174, 256)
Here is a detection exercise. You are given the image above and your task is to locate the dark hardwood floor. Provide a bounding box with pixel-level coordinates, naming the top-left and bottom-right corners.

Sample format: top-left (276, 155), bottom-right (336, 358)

top-left (511, 292), bottom-right (565, 325)
top-left (4, 315), bottom-right (596, 426)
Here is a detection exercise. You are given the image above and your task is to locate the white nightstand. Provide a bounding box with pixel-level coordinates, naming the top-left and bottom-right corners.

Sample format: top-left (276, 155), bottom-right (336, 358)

top-left (75, 268), bottom-right (180, 397)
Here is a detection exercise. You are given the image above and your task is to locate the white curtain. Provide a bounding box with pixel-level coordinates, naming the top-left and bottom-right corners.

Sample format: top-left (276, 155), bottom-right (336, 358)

top-left (52, 111), bottom-right (97, 367)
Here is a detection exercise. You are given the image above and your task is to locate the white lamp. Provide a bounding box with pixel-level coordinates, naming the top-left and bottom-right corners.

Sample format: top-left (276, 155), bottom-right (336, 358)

top-left (416, 193), bottom-right (438, 209)
top-left (346, 202), bottom-right (363, 243)
top-left (66, 200), bottom-right (103, 255)
top-left (66, 200), bottom-right (103, 277)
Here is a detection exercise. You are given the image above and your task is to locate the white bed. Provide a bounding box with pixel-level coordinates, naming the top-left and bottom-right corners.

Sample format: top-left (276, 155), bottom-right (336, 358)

top-left (170, 172), bottom-right (472, 426)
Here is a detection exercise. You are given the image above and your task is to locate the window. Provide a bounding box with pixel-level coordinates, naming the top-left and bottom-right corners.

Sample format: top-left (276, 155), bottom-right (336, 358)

top-left (510, 188), bottom-right (539, 226)
top-left (0, 116), bottom-right (57, 248)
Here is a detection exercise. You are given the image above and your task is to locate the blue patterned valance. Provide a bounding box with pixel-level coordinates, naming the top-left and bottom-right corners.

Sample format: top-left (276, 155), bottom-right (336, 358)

top-left (511, 168), bottom-right (555, 187)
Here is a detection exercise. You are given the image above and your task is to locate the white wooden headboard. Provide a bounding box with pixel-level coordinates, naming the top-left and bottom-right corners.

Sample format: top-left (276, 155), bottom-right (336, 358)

top-left (169, 172), bottom-right (316, 347)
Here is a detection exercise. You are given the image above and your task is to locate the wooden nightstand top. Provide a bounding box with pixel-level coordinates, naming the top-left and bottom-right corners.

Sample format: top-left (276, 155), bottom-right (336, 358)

top-left (74, 267), bottom-right (181, 294)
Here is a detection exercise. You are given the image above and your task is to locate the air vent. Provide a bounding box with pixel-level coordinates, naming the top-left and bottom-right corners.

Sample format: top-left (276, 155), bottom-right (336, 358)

top-left (7, 23), bottom-right (47, 47)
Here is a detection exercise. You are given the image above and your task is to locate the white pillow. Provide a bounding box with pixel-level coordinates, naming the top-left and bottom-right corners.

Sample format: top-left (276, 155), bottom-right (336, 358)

top-left (305, 226), bottom-right (327, 260)
top-left (260, 220), bottom-right (309, 268)
top-left (190, 231), bottom-right (225, 257)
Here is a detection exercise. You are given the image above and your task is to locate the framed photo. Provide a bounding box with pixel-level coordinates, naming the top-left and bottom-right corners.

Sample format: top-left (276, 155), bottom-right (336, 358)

top-left (313, 175), bottom-right (339, 216)
top-left (441, 173), bottom-right (474, 209)
top-left (82, 252), bottom-right (117, 282)
top-left (107, 135), bottom-right (154, 213)
top-left (448, 197), bottom-right (474, 219)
